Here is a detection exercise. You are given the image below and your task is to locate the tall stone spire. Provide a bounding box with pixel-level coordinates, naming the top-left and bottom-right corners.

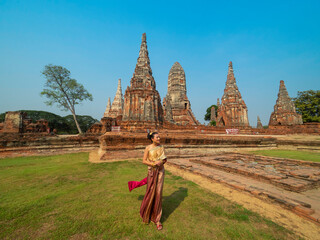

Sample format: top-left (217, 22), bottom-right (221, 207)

top-left (167, 62), bottom-right (187, 101)
top-left (224, 61), bottom-right (240, 95)
top-left (122, 33), bottom-right (163, 122)
top-left (163, 62), bottom-right (199, 125)
top-left (227, 61), bottom-right (236, 84)
top-left (216, 61), bottom-right (250, 127)
top-left (210, 106), bottom-right (216, 122)
top-left (108, 79), bottom-right (124, 118)
top-left (276, 80), bottom-right (296, 112)
top-left (269, 80), bottom-right (303, 126)
top-left (130, 33), bottom-right (156, 90)
top-left (257, 116), bottom-right (263, 129)
top-left (103, 97), bottom-right (111, 118)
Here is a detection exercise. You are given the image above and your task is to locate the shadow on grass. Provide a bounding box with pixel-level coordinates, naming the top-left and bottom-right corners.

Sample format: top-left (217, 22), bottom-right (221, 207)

top-left (137, 188), bottom-right (188, 223)
top-left (162, 187), bottom-right (188, 222)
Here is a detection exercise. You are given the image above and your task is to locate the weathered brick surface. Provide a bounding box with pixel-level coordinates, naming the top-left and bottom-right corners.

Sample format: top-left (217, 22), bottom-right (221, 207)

top-left (163, 62), bottom-right (199, 125)
top-left (86, 117), bottom-right (116, 135)
top-left (210, 106), bottom-right (216, 122)
top-left (269, 80), bottom-right (303, 126)
top-left (216, 62), bottom-right (250, 127)
top-left (103, 97), bottom-right (111, 118)
top-left (107, 79), bottom-right (124, 119)
top-left (1, 111), bottom-right (23, 133)
top-left (122, 33), bottom-right (163, 123)
top-left (257, 116), bottom-right (263, 129)
top-left (166, 154), bottom-right (320, 224)
top-left (189, 152), bottom-right (320, 192)
top-left (0, 111), bottom-right (49, 134)
top-left (0, 133), bottom-right (99, 158)
top-left (98, 132), bottom-right (277, 159)
top-left (294, 205), bottom-right (315, 215)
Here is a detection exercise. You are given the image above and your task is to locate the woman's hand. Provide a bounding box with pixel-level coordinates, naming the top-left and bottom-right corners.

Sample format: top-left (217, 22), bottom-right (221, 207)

top-left (155, 160), bottom-right (163, 167)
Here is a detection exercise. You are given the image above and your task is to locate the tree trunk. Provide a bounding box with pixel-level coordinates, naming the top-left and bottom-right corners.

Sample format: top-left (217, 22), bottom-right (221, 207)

top-left (71, 111), bottom-right (82, 134)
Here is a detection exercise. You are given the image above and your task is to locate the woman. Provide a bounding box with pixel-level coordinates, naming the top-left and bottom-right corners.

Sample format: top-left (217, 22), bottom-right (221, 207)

top-left (140, 131), bottom-right (167, 230)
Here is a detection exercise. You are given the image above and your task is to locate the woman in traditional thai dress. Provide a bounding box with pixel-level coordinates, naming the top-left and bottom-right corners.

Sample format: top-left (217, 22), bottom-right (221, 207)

top-left (139, 131), bottom-right (167, 230)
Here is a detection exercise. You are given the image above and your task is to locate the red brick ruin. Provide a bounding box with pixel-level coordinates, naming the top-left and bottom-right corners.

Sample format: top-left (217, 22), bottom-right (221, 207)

top-left (269, 80), bottom-right (303, 126)
top-left (84, 34), bottom-right (318, 135)
top-left (105, 79), bottom-right (124, 119)
top-left (122, 33), bottom-right (163, 126)
top-left (163, 62), bottom-right (199, 125)
top-left (1, 33), bottom-right (317, 137)
top-left (216, 61), bottom-right (250, 127)
top-left (87, 79), bottom-right (124, 134)
top-left (257, 116), bottom-right (263, 129)
top-left (0, 111), bottom-right (49, 134)
top-left (103, 97), bottom-right (111, 118)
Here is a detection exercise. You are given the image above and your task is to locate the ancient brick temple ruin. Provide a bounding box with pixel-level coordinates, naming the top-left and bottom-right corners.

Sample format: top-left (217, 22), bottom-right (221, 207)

top-left (122, 33), bottom-right (163, 124)
top-left (257, 116), bottom-right (263, 129)
top-left (88, 34), bottom-right (164, 133)
top-left (216, 62), bottom-right (250, 127)
top-left (105, 79), bottom-right (124, 119)
top-left (86, 117), bottom-right (116, 134)
top-left (0, 111), bottom-right (49, 133)
top-left (0, 111), bottom-right (23, 133)
top-left (103, 97), bottom-right (111, 118)
top-left (163, 62), bottom-right (199, 125)
top-left (86, 33), bottom-right (319, 135)
top-left (88, 79), bottom-right (123, 134)
top-left (269, 80), bottom-right (303, 126)
top-left (210, 106), bottom-right (216, 123)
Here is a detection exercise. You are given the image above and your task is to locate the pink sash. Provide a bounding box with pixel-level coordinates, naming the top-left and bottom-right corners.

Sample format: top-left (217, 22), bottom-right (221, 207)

top-left (128, 177), bottom-right (147, 192)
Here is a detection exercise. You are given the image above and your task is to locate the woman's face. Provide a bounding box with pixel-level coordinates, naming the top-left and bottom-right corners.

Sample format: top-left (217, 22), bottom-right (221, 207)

top-left (152, 134), bottom-right (160, 145)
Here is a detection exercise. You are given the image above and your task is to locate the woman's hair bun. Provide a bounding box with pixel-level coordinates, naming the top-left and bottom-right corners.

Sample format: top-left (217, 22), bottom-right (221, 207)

top-left (147, 132), bottom-right (152, 140)
top-left (147, 131), bottom-right (158, 141)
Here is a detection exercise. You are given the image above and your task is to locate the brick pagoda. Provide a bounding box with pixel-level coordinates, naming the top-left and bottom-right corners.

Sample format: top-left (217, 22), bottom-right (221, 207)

top-left (257, 116), bottom-right (263, 129)
top-left (216, 61), bottom-right (250, 127)
top-left (163, 62), bottom-right (199, 125)
top-left (103, 97), bottom-right (111, 118)
top-left (269, 80), bottom-right (303, 126)
top-left (107, 79), bottom-right (124, 119)
top-left (122, 33), bottom-right (163, 124)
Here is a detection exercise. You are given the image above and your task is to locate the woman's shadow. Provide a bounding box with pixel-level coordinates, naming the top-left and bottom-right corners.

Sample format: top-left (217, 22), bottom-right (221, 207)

top-left (162, 187), bottom-right (188, 222)
top-left (138, 187), bottom-right (188, 223)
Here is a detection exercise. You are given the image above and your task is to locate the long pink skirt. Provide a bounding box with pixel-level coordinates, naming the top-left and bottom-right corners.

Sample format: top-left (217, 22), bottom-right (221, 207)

top-left (140, 166), bottom-right (165, 224)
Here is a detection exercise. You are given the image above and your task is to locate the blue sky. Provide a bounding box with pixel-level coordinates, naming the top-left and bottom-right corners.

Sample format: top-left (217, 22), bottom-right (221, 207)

top-left (1, 0), bottom-right (319, 126)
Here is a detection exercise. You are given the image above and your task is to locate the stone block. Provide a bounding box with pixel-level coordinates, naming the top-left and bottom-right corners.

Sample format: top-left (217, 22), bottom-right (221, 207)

top-left (294, 205), bottom-right (315, 215)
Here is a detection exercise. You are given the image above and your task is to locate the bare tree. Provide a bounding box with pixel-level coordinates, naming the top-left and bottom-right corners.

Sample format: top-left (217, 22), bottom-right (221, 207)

top-left (41, 64), bottom-right (93, 134)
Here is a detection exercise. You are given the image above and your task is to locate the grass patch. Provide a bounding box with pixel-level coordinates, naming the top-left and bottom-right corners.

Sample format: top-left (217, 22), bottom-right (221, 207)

top-left (0, 153), bottom-right (298, 239)
top-left (250, 149), bottom-right (320, 162)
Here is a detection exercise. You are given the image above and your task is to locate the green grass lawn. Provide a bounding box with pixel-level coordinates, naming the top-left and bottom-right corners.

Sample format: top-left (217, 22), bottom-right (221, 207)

top-left (0, 153), bottom-right (298, 239)
top-left (250, 149), bottom-right (320, 162)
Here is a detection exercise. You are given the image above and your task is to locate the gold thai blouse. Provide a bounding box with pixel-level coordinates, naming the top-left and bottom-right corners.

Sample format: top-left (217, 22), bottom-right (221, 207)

top-left (148, 145), bottom-right (167, 167)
